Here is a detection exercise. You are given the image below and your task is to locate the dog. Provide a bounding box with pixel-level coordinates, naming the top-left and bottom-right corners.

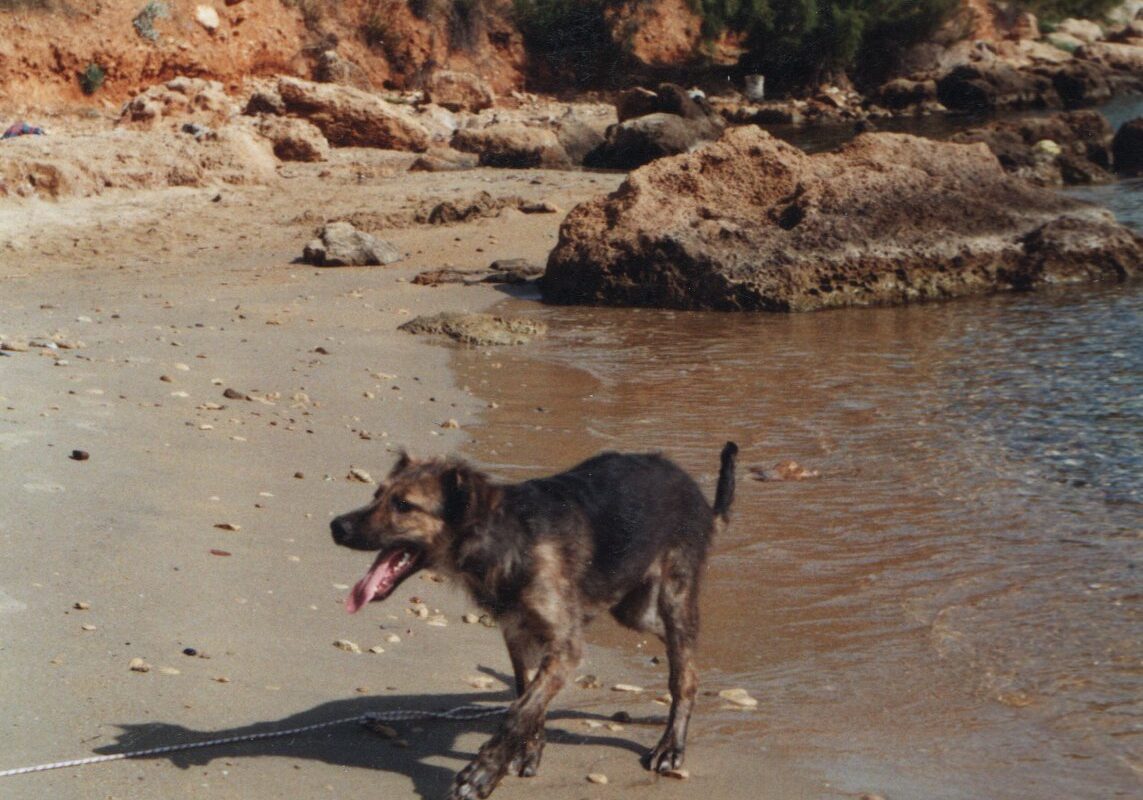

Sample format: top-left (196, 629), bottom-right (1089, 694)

top-left (330, 442), bottom-right (738, 799)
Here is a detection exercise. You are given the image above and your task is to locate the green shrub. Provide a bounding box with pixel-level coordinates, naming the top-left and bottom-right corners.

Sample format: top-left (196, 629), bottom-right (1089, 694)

top-left (513, 0), bottom-right (625, 87)
top-left (79, 62), bottom-right (105, 95)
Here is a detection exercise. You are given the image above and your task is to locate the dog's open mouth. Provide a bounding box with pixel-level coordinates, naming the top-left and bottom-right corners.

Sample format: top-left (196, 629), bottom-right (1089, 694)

top-left (346, 547), bottom-right (422, 614)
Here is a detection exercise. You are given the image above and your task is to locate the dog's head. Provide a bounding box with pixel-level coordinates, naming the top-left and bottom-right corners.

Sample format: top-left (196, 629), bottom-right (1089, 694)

top-left (331, 451), bottom-right (492, 613)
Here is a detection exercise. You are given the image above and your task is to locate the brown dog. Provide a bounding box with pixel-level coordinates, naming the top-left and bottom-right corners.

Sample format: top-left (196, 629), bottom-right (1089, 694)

top-left (331, 442), bottom-right (738, 799)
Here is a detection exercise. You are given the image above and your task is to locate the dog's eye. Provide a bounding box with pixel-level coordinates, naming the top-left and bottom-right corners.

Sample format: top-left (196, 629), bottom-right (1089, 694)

top-left (391, 496), bottom-right (416, 514)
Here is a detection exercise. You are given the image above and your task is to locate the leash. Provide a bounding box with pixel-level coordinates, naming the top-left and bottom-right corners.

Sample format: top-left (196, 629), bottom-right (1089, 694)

top-left (0, 704), bottom-right (506, 778)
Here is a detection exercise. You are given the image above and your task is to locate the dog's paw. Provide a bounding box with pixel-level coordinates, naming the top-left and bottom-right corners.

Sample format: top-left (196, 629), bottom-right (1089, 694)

top-left (508, 735), bottom-right (544, 778)
top-left (449, 752), bottom-right (509, 800)
top-left (644, 739), bottom-right (685, 773)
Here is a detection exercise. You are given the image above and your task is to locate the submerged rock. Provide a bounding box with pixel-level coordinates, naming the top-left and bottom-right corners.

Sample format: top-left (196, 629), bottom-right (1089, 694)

top-left (399, 312), bottom-right (546, 346)
top-left (542, 126), bottom-right (1142, 312)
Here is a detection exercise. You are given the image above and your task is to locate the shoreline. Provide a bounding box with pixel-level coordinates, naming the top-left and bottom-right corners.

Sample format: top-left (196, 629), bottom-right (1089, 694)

top-left (0, 166), bottom-right (830, 799)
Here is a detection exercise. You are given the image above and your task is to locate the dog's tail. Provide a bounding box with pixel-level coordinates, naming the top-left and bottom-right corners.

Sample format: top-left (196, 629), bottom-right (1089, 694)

top-left (712, 441), bottom-right (738, 529)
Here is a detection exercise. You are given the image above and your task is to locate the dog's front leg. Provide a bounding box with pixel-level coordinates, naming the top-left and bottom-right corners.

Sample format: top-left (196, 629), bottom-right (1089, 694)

top-left (449, 648), bottom-right (573, 799)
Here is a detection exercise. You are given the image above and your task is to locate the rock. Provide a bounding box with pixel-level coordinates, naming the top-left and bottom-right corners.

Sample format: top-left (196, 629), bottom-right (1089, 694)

top-left (333, 639), bottom-right (362, 653)
top-left (1113, 118), bottom-right (1143, 176)
top-left (314, 50), bottom-right (355, 85)
top-left (119, 78), bottom-right (237, 129)
top-left (611, 683), bottom-right (644, 693)
top-left (415, 191), bottom-right (521, 224)
top-left (542, 127), bottom-right (1142, 312)
top-left (213, 522), bottom-right (241, 531)
top-left (399, 312), bottom-right (547, 346)
top-left (1048, 60), bottom-right (1112, 109)
top-left (424, 70), bottom-right (495, 113)
top-left (195, 5), bottom-right (220, 32)
top-left (951, 110), bottom-right (1114, 186)
top-left (936, 64), bottom-right (1058, 112)
top-left (276, 77), bottom-right (430, 151)
top-left (1076, 41), bottom-right (1143, 73)
top-left (412, 260), bottom-right (542, 286)
top-left (875, 78), bottom-right (938, 110)
top-left (69, 449), bottom-right (90, 461)
top-left (586, 773), bottom-right (609, 785)
top-left (584, 112), bottom-right (723, 170)
top-left (451, 122), bottom-right (570, 168)
top-left (615, 83), bottom-right (715, 123)
top-left (348, 467), bottom-right (374, 483)
top-left (302, 221), bottom-right (402, 267)
top-left (256, 116), bottom-right (329, 162)
top-left (408, 147), bottom-right (479, 172)
top-left (129, 657), bottom-right (151, 673)
top-left (718, 688), bottom-right (758, 708)
top-left (602, 0), bottom-right (702, 68)
top-left (1056, 18), bottom-right (1104, 44)
top-left (1009, 12), bottom-right (1040, 41)
top-left (245, 88), bottom-right (285, 116)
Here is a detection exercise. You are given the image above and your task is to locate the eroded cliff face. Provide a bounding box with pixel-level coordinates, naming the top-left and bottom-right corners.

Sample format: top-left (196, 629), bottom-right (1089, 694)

top-left (0, 0), bottom-right (526, 110)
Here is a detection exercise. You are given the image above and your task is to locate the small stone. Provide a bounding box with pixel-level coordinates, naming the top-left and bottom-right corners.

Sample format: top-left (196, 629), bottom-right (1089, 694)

top-left (384, 633), bottom-right (402, 644)
top-left (369, 645), bottom-right (386, 654)
top-left (663, 768), bottom-right (690, 780)
top-left (73, 601), bottom-right (91, 610)
top-left (612, 683), bottom-right (644, 693)
top-left (462, 613), bottom-right (480, 624)
top-left (441, 418), bottom-right (460, 429)
top-left (426, 614), bottom-right (448, 626)
top-left (576, 674), bottom-right (602, 689)
top-left (129, 657), bottom-right (151, 673)
top-left (717, 688), bottom-right (758, 708)
top-left (213, 676), bottom-right (231, 683)
top-left (365, 720), bottom-right (399, 738)
top-left (478, 614), bottom-right (496, 628)
top-left (214, 522), bottom-right (241, 532)
top-left (223, 388), bottom-right (251, 401)
top-left (348, 468), bottom-right (373, 484)
top-left (294, 472), bottom-right (305, 479)
top-left (334, 639), bottom-right (362, 654)
top-left (158, 666), bottom-right (182, 676)
top-left (81, 624), bottom-right (97, 631)
top-left (182, 647), bottom-right (198, 657)
top-left (587, 773), bottom-right (609, 785)
top-left (468, 675), bottom-right (496, 690)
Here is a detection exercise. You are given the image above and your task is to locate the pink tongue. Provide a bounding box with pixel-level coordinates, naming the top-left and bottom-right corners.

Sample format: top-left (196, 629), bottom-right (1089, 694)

top-left (346, 550), bottom-right (407, 614)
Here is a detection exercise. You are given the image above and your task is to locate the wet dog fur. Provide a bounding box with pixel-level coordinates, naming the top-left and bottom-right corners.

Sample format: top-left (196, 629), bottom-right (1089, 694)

top-left (330, 442), bottom-right (738, 799)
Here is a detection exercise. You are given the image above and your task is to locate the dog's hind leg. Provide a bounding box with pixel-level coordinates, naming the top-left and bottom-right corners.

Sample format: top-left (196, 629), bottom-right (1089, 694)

top-left (645, 564), bottom-right (701, 773)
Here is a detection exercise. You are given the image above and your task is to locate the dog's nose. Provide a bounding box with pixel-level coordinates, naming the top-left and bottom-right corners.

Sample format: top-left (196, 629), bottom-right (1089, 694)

top-left (330, 516), bottom-right (354, 545)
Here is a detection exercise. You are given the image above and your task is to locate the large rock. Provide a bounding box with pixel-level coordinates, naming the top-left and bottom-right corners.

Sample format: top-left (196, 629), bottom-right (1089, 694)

top-left (302, 222), bottom-right (402, 267)
top-left (276, 77), bottom-right (430, 151)
top-left (937, 64), bottom-right (1058, 112)
top-left (542, 127), bottom-right (1141, 311)
top-left (424, 70), bottom-right (495, 113)
top-left (584, 112), bottom-right (722, 170)
top-left (451, 122), bottom-right (570, 168)
top-left (255, 116), bottom-right (330, 162)
top-left (1112, 117), bottom-right (1143, 175)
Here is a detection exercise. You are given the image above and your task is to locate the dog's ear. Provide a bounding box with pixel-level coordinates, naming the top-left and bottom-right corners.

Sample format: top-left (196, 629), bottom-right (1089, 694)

top-left (439, 464), bottom-right (488, 527)
top-left (389, 450), bottom-right (413, 477)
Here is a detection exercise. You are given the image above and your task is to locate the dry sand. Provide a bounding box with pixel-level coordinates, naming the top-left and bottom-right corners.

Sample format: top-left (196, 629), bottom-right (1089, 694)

top-left (0, 151), bottom-right (822, 798)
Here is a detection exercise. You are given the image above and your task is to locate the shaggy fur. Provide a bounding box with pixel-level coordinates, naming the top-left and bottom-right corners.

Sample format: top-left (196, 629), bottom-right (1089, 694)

top-left (331, 442), bottom-right (738, 799)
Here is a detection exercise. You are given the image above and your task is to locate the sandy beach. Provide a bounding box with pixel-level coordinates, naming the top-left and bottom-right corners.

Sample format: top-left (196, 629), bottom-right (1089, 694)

top-left (0, 154), bottom-right (825, 799)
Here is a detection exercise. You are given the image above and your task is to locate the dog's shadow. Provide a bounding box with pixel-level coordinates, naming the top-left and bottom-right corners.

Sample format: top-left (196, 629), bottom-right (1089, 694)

top-left (93, 669), bottom-right (649, 799)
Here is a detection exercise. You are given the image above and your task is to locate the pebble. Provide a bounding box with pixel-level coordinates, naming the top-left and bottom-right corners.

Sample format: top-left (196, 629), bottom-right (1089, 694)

top-left (384, 633), bottom-right (402, 644)
top-left (576, 675), bottom-right (602, 689)
top-left (441, 419), bottom-right (460, 429)
top-left (348, 468), bottom-right (374, 484)
top-left (365, 721), bottom-right (399, 739)
top-left (214, 522), bottom-right (241, 532)
top-left (73, 601), bottom-right (91, 610)
top-left (223, 388), bottom-right (251, 401)
top-left (369, 645), bottom-right (386, 654)
top-left (334, 639), bottom-right (362, 654)
top-left (612, 683), bottom-right (644, 693)
top-left (426, 614), bottom-right (448, 627)
top-left (586, 773), bottom-right (609, 785)
top-left (80, 624), bottom-right (97, 631)
top-left (717, 688), bottom-right (758, 708)
top-left (663, 768), bottom-right (690, 780)
top-left (461, 613), bottom-right (480, 624)
top-left (129, 657), bottom-right (151, 673)
top-left (468, 675), bottom-right (496, 690)
top-left (69, 449), bottom-right (90, 461)
top-left (158, 666), bottom-right (181, 676)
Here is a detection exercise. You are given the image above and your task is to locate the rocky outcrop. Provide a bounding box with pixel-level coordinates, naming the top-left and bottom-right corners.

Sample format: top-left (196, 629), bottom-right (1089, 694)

top-left (398, 312), bottom-right (546, 346)
top-left (951, 110), bottom-right (1114, 185)
top-left (301, 222), bottom-right (401, 267)
top-left (542, 126), bottom-right (1141, 312)
top-left (276, 77), bottom-right (431, 151)
top-left (119, 77), bottom-right (238, 129)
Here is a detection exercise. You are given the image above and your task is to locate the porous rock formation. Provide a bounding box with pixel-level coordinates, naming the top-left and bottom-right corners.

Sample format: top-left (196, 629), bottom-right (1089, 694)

top-left (542, 126), bottom-right (1141, 311)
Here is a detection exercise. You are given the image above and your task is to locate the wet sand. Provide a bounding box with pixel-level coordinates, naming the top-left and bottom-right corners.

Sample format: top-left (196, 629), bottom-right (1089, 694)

top-left (0, 161), bottom-right (824, 799)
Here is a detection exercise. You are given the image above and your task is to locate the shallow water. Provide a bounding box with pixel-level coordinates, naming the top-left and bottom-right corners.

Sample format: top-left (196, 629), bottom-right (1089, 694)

top-left (452, 169), bottom-right (1142, 796)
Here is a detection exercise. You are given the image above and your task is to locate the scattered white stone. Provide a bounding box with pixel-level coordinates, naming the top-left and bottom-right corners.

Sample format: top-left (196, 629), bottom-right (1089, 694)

top-left (334, 639), bottom-right (362, 654)
top-left (717, 688), bottom-right (758, 708)
top-left (369, 645), bottom-right (386, 654)
top-left (612, 683), bottom-right (644, 693)
top-left (348, 468), bottom-right (374, 483)
top-left (384, 633), bottom-right (402, 644)
top-left (462, 613), bottom-right (480, 624)
top-left (587, 773), bottom-right (609, 785)
top-left (129, 657), bottom-right (151, 673)
top-left (195, 5), bottom-right (220, 31)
